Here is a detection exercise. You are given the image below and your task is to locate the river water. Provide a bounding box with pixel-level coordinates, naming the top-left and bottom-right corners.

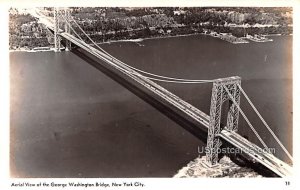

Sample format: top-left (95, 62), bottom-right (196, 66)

top-left (10, 34), bottom-right (292, 177)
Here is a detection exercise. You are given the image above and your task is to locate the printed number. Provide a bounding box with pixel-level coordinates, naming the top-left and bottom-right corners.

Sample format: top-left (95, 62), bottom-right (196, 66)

top-left (285, 181), bottom-right (290, 186)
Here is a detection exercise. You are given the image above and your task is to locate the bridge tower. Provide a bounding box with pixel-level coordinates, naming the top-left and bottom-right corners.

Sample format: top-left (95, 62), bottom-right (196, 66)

top-left (64, 8), bottom-right (72, 51)
top-left (53, 7), bottom-right (72, 52)
top-left (53, 7), bottom-right (61, 52)
top-left (206, 76), bottom-right (241, 166)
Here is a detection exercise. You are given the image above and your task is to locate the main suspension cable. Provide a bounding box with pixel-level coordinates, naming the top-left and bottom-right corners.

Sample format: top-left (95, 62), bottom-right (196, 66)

top-left (68, 15), bottom-right (215, 83)
top-left (222, 84), bottom-right (271, 152)
top-left (237, 84), bottom-right (293, 161)
top-left (142, 76), bottom-right (213, 84)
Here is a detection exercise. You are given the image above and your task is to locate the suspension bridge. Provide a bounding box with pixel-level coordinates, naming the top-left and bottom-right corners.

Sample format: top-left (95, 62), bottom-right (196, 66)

top-left (26, 8), bottom-right (292, 177)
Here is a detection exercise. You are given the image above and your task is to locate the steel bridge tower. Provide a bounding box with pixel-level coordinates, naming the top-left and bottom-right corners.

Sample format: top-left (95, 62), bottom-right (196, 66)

top-left (53, 7), bottom-right (61, 52)
top-left (206, 76), bottom-right (241, 166)
top-left (64, 8), bottom-right (72, 51)
top-left (53, 7), bottom-right (71, 52)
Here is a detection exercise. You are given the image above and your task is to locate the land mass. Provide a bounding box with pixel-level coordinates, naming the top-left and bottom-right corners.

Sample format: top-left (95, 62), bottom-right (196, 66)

top-left (9, 7), bottom-right (292, 50)
top-left (174, 156), bottom-right (262, 178)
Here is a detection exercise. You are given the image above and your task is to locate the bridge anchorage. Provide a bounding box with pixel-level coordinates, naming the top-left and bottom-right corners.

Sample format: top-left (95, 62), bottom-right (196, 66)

top-left (206, 76), bottom-right (241, 167)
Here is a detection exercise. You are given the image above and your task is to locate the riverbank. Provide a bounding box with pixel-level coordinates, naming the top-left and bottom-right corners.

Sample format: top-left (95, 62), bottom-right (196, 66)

top-left (9, 33), bottom-right (203, 51)
top-left (9, 47), bottom-right (58, 53)
top-left (97, 33), bottom-right (201, 45)
top-left (9, 31), bottom-right (284, 52)
top-left (174, 156), bottom-right (262, 178)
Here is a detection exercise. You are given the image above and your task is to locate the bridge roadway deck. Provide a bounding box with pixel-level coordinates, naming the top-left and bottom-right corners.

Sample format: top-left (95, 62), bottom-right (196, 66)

top-left (27, 10), bottom-right (292, 177)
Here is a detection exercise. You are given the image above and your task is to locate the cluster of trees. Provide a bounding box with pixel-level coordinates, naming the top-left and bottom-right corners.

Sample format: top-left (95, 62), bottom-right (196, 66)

top-left (9, 13), bottom-right (36, 35)
top-left (9, 37), bottom-right (49, 49)
top-left (76, 25), bottom-right (204, 44)
top-left (228, 26), bottom-right (292, 37)
top-left (123, 8), bottom-right (151, 17)
top-left (75, 28), bottom-right (149, 43)
top-left (174, 10), bottom-right (291, 26)
top-left (9, 7), bottom-right (293, 50)
top-left (9, 12), bottom-right (50, 49)
top-left (210, 7), bottom-right (292, 15)
top-left (174, 13), bottom-right (229, 26)
top-left (76, 13), bottom-right (176, 35)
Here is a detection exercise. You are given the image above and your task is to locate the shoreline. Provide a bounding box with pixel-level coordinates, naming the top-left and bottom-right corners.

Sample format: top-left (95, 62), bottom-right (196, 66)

top-left (96, 33), bottom-right (201, 45)
top-left (9, 32), bottom-right (286, 52)
top-left (9, 49), bottom-right (54, 53)
top-left (9, 33), bottom-right (203, 52)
